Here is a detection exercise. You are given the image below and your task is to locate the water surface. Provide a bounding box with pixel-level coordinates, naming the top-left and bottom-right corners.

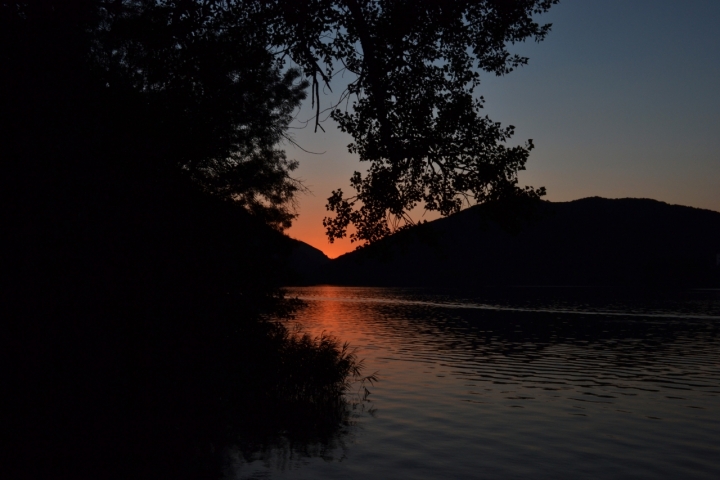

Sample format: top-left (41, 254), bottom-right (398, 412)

top-left (226, 286), bottom-right (720, 479)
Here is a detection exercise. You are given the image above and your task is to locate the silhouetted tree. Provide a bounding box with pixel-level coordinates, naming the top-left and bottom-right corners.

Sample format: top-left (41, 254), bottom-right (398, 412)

top-left (1, 3), bottom-right (319, 476)
top-left (3, 0), bottom-right (557, 244)
top-left (2, 0), bottom-right (308, 227)
top-left (264, 0), bottom-right (557, 243)
top-left (1, 0), bottom-right (317, 325)
top-left (92, 1), bottom-right (312, 229)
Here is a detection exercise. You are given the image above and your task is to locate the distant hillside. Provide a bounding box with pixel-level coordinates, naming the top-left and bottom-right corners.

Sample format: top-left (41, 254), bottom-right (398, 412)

top-left (307, 198), bottom-right (720, 287)
top-left (284, 238), bottom-right (331, 285)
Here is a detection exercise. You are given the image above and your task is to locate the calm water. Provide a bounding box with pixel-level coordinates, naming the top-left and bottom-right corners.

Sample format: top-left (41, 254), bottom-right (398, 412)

top-left (225, 286), bottom-right (720, 479)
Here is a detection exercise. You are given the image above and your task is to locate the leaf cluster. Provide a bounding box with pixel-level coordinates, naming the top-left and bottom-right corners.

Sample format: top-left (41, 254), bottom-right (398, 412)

top-left (266, 0), bottom-right (557, 242)
top-left (0, 0), bottom-right (309, 229)
top-left (88, 1), bottom-right (313, 229)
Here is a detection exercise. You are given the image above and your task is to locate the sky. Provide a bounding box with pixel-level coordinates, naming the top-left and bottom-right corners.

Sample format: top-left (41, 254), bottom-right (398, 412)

top-left (284, 0), bottom-right (720, 259)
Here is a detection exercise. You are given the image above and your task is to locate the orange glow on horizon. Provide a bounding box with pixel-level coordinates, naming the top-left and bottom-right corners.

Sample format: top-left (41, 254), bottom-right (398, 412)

top-left (287, 211), bottom-right (363, 258)
top-left (287, 199), bottom-right (443, 259)
top-left (288, 229), bottom-right (360, 259)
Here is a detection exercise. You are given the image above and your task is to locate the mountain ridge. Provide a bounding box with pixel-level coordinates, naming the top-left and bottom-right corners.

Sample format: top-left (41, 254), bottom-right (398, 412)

top-left (288, 197), bottom-right (720, 287)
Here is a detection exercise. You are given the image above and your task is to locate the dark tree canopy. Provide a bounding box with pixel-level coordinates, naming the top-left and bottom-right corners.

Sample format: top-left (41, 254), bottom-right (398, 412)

top-left (3, 0), bottom-right (556, 242)
top-left (89, 0), bottom-right (310, 230)
top-left (265, 0), bottom-right (557, 243)
top-left (2, 0), bottom-right (308, 231)
top-left (2, 4), bottom-right (342, 475)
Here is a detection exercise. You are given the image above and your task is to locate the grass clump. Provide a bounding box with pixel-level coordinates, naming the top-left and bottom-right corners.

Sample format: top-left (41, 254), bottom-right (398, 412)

top-left (224, 318), bottom-right (377, 441)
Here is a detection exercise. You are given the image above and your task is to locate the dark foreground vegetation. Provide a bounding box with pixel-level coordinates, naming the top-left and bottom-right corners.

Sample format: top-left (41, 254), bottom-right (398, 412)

top-left (0, 3), bottom-right (361, 478)
top-left (4, 128), bottom-right (365, 474)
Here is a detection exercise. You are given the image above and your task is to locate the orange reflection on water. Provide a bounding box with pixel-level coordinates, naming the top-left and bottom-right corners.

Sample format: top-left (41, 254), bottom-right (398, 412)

top-left (291, 285), bottom-right (361, 342)
top-left (287, 286), bottom-right (433, 388)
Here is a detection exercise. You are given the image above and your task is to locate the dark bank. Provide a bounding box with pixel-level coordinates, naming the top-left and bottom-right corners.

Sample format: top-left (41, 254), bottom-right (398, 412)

top-left (1, 3), bottom-right (364, 478)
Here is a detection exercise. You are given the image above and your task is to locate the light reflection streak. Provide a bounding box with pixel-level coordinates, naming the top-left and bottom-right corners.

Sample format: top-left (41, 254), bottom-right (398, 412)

top-left (292, 294), bottom-right (720, 320)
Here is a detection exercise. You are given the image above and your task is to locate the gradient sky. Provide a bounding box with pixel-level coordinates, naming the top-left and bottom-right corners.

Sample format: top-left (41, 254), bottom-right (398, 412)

top-left (285, 0), bottom-right (720, 259)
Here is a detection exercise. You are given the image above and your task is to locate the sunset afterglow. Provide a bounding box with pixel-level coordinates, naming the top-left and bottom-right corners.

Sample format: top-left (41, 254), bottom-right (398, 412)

top-left (286, 1), bottom-right (720, 257)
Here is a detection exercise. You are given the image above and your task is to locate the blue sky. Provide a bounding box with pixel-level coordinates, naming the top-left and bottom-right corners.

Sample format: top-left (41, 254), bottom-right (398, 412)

top-left (286, 0), bottom-right (720, 257)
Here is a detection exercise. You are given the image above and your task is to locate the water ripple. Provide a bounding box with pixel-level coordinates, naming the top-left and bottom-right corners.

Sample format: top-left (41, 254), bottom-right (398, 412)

top-left (227, 286), bottom-right (720, 480)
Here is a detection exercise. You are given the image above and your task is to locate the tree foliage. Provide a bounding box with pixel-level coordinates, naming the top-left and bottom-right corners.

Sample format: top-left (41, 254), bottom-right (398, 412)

top-left (2, 4), bottom-right (344, 474)
top-left (3, 0), bottom-right (556, 241)
top-left (266, 0), bottom-right (557, 243)
top-left (2, 0), bottom-right (309, 231)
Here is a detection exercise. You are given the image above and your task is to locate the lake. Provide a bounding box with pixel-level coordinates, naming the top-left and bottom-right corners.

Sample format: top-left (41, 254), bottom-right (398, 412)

top-left (225, 286), bottom-right (720, 479)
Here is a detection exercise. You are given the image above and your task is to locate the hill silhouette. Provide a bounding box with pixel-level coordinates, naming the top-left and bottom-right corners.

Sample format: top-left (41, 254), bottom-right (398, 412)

top-left (286, 238), bottom-right (332, 284)
top-left (294, 198), bottom-right (720, 287)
